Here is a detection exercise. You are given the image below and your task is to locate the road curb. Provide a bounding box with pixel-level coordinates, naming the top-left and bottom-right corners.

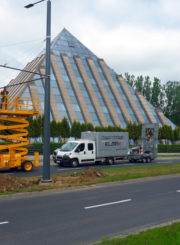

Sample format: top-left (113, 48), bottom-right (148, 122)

top-left (1, 172), bottom-right (180, 200)
top-left (95, 218), bottom-right (180, 244)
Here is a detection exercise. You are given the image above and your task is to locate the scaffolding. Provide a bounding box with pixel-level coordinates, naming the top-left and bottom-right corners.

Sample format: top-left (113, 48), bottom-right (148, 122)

top-left (0, 96), bottom-right (40, 171)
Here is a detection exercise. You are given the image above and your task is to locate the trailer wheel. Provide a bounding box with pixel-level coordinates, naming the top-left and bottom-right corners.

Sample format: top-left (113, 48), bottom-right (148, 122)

top-left (22, 160), bottom-right (33, 172)
top-left (146, 157), bottom-right (151, 163)
top-left (108, 158), bottom-right (114, 165)
top-left (142, 158), bottom-right (146, 163)
top-left (71, 159), bottom-right (78, 168)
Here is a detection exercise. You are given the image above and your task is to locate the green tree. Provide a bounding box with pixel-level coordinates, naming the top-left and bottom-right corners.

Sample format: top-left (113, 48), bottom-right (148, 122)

top-left (57, 121), bottom-right (63, 142)
top-left (71, 121), bottom-right (81, 138)
top-left (80, 123), bottom-right (88, 132)
top-left (32, 118), bottom-right (41, 140)
top-left (143, 76), bottom-right (152, 102)
top-left (161, 125), bottom-right (173, 143)
top-left (50, 120), bottom-right (58, 141)
top-left (27, 116), bottom-right (34, 138)
top-left (126, 122), bottom-right (142, 143)
top-left (173, 128), bottom-right (179, 142)
top-left (135, 75), bottom-right (143, 93)
top-left (135, 123), bottom-right (142, 141)
top-left (61, 117), bottom-right (70, 138)
top-left (124, 73), bottom-right (136, 88)
top-left (151, 77), bottom-right (164, 109)
top-left (126, 122), bottom-right (136, 140)
top-left (86, 123), bottom-right (94, 131)
top-left (164, 81), bottom-right (180, 126)
top-left (95, 126), bottom-right (104, 132)
top-left (36, 115), bottom-right (44, 139)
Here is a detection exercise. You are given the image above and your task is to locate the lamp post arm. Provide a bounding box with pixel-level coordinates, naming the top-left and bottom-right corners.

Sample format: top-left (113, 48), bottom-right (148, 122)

top-left (24, 0), bottom-right (45, 8)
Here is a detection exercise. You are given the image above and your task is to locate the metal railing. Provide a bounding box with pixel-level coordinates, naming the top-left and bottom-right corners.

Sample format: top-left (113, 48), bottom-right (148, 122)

top-left (0, 96), bottom-right (40, 113)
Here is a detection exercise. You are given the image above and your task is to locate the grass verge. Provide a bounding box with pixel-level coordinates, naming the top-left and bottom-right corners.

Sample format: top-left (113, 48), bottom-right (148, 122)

top-left (158, 154), bottom-right (180, 158)
top-left (94, 221), bottom-right (180, 245)
top-left (1, 163), bottom-right (180, 195)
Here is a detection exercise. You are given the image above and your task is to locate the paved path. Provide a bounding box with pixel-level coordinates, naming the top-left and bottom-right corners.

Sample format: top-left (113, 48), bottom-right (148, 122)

top-left (0, 175), bottom-right (180, 245)
top-left (1, 157), bottom-right (180, 178)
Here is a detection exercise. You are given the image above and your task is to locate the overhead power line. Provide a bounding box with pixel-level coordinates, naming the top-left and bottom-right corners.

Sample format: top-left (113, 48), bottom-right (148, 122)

top-left (0, 77), bottom-right (47, 90)
top-left (0, 64), bottom-right (46, 77)
top-left (0, 64), bottom-right (47, 89)
top-left (0, 39), bottom-right (44, 48)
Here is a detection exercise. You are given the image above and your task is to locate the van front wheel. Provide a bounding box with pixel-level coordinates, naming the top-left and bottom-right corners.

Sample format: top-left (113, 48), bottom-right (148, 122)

top-left (71, 159), bottom-right (78, 168)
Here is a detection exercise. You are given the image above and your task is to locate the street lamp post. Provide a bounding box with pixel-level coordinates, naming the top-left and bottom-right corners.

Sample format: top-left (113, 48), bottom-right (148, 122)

top-left (25, 0), bottom-right (52, 182)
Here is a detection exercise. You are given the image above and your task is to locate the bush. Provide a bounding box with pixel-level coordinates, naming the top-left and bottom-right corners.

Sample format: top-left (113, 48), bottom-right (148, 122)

top-left (26, 143), bottom-right (180, 154)
top-left (26, 142), bottom-right (64, 155)
top-left (158, 144), bottom-right (180, 153)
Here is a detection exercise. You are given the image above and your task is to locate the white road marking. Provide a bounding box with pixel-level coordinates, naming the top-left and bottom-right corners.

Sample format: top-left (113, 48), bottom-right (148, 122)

top-left (177, 190), bottom-right (180, 192)
top-left (84, 199), bottom-right (132, 210)
top-left (57, 168), bottom-right (82, 171)
top-left (0, 221), bottom-right (9, 225)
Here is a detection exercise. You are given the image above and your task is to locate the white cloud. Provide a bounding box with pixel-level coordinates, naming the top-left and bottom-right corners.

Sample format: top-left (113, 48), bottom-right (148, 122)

top-left (89, 25), bottom-right (180, 81)
top-left (1, 0), bottom-right (180, 88)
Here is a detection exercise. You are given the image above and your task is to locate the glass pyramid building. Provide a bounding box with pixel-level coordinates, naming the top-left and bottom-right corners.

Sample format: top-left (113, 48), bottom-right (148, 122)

top-left (7, 28), bottom-right (175, 129)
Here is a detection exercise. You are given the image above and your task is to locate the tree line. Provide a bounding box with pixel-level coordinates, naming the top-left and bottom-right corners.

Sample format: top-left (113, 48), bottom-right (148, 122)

top-left (124, 73), bottom-right (180, 126)
top-left (27, 116), bottom-right (180, 143)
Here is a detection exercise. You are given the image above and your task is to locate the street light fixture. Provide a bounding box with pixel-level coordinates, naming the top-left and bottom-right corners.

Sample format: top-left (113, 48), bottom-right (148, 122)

top-left (24, 0), bottom-right (45, 8)
top-left (25, 0), bottom-right (52, 182)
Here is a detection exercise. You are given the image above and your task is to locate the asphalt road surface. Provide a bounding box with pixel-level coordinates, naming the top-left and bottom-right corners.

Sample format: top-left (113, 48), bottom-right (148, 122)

top-left (1, 175), bottom-right (180, 245)
top-left (0, 157), bottom-right (180, 178)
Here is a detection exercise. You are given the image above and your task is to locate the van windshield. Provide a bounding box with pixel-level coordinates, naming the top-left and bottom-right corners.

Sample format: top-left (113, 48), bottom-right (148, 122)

top-left (60, 142), bottom-right (78, 152)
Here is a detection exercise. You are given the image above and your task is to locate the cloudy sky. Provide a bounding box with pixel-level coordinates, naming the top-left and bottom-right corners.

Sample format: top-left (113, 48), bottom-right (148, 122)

top-left (0, 0), bottom-right (180, 88)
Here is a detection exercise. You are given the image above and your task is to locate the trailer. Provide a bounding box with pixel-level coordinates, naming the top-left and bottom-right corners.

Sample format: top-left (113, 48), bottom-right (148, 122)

top-left (128, 123), bottom-right (159, 163)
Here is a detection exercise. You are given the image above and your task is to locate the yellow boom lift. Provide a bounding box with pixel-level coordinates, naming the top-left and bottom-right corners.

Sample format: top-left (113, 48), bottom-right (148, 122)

top-left (0, 96), bottom-right (40, 171)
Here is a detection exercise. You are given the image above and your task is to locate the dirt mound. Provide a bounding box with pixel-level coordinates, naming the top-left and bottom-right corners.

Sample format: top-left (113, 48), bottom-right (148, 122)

top-left (77, 167), bottom-right (106, 178)
top-left (54, 167), bottom-right (107, 187)
top-left (0, 174), bottom-right (40, 193)
top-left (0, 167), bottom-right (106, 193)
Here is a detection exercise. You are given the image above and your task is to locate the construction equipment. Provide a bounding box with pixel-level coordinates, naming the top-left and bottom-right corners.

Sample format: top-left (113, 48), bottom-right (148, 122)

top-left (0, 96), bottom-right (40, 171)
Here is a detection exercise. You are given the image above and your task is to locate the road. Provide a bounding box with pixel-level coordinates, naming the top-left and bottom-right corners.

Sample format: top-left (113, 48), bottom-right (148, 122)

top-left (0, 175), bottom-right (180, 245)
top-left (0, 157), bottom-right (180, 178)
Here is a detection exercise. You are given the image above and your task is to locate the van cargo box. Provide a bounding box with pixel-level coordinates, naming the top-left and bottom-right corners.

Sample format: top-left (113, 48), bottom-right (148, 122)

top-left (81, 132), bottom-right (129, 158)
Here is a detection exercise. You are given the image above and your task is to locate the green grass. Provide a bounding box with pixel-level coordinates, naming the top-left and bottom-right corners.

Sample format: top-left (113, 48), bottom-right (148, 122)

top-left (158, 154), bottom-right (180, 158)
top-left (101, 163), bottom-right (180, 179)
top-left (1, 163), bottom-right (180, 195)
top-left (94, 221), bottom-right (180, 245)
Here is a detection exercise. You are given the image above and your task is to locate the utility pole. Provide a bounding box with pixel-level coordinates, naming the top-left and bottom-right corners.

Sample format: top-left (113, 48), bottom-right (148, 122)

top-left (25, 0), bottom-right (52, 182)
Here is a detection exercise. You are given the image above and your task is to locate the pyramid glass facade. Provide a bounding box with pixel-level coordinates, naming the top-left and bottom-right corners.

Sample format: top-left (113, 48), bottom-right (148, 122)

top-left (7, 28), bottom-right (176, 129)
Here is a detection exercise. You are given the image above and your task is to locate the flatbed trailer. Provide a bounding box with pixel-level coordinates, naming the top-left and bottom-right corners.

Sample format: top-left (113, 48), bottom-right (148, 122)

top-left (128, 123), bottom-right (159, 163)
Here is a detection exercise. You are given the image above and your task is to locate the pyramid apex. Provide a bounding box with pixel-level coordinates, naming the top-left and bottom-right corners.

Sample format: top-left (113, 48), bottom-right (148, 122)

top-left (51, 28), bottom-right (96, 58)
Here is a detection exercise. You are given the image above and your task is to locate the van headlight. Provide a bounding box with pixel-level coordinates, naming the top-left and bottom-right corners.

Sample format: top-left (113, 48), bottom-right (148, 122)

top-left (65, 153), bottom-right (72, 156)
